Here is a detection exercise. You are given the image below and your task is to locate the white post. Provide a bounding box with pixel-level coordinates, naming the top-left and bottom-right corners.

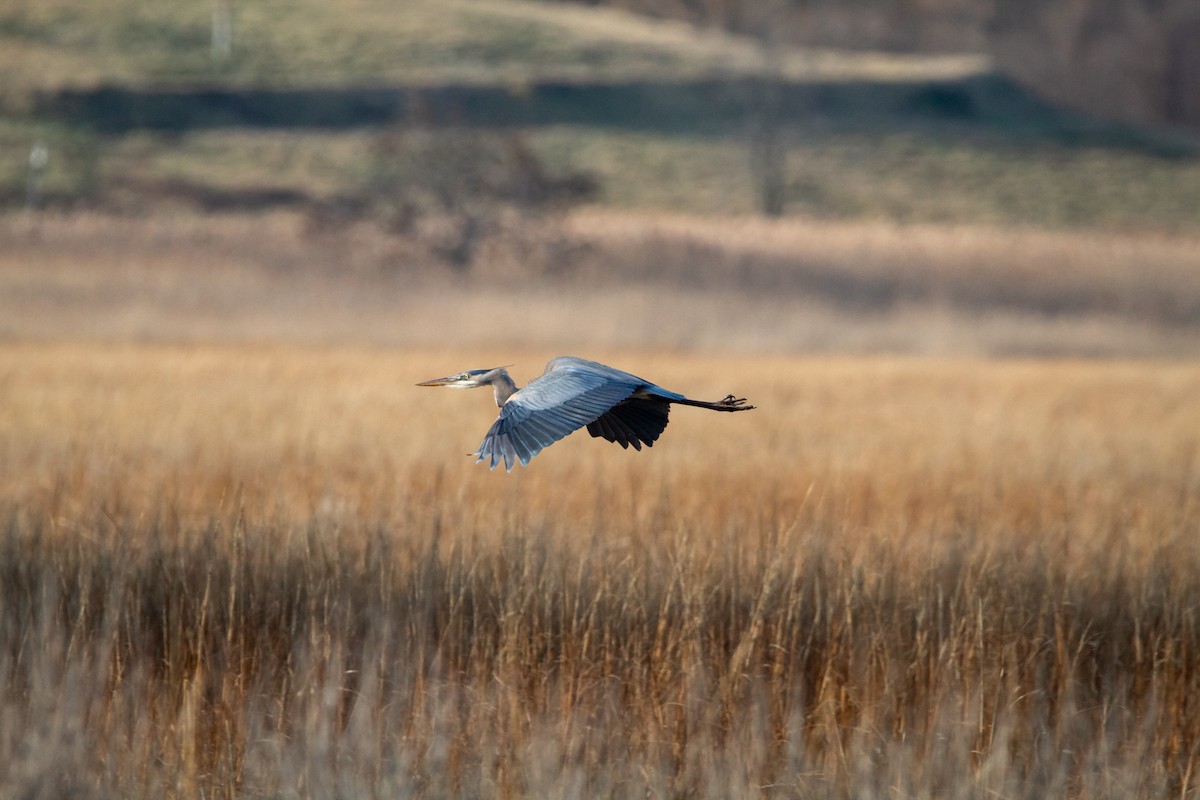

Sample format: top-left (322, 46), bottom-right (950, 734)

top-left (212, 0), bottom-right (233, 62)
top-left (27, 142), bottom-right (48, 212)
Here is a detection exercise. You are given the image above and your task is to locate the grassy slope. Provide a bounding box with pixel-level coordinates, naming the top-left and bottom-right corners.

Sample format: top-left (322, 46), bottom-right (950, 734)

top-left (3, 0), bottom-right (1197, 231)
top-left (0, 0), bottom-right (983, 92)
top-left (5, 122), bottom-right (1199, 231)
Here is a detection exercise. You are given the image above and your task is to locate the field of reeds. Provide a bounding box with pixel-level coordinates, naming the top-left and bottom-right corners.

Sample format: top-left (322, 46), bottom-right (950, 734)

top-left (3, 2), bottom-right (1199, 796)
top-left (5, 211), bottom-right (1200, 357)
top-left (3, 342), bottom-right (1198, 798)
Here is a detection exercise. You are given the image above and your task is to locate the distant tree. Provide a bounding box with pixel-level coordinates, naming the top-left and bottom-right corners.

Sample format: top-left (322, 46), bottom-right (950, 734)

top-left (1166, 18), bottom-right (1200, 128)
top-left (747, 0), bottom-right (792, 217)
top-left (988, 0), bottom-right (1200, 130)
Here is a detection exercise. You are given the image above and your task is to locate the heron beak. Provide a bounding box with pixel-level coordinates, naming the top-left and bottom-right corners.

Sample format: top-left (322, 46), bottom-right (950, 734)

top-left (416, 375), bottom-right (461, 387)
top-left (417, 366), bottom-right (509, 388)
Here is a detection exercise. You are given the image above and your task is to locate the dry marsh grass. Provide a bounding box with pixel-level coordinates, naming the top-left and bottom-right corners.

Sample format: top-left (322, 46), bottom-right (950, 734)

top-left (2, 343), bottom-right (1199, 798)
top-left (3, 211), bottom-right (1199, 357)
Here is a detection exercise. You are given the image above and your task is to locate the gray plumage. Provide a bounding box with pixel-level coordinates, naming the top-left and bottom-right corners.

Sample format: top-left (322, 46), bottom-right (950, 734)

top-left (417, 356), bottom-right (754, 471)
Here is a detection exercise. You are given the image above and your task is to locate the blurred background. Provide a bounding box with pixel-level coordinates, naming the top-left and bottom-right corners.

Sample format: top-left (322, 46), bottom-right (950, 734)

top-left (1, 0), bottom-right (1198, 357)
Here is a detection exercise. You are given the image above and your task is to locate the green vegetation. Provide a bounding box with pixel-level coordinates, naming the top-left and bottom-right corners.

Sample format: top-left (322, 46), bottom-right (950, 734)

top-left (0, 0), bottom-right (770, 92)
top-left (538, 126), bottom-right (1200, 228)
top-left (4, 122), bottom-right (1196, 231)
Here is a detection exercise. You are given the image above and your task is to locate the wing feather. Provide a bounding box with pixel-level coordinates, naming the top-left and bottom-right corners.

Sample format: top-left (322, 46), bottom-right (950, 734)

top-left (588, 413), bottom-right (635, 450)
top-left (586, 398), bottom-right (670, 450)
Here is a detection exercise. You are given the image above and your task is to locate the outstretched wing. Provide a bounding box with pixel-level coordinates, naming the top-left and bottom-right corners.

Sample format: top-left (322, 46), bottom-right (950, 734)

top-left (475, 360), bottom-right (641, 471)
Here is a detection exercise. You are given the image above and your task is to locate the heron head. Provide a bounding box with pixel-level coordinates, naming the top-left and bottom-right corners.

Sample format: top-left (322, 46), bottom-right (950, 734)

top-left (416, 368), bottom-right (506, 389)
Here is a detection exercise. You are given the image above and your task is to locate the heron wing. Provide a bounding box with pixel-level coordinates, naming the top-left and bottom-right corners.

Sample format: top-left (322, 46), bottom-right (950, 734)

top-left (475, 361), bottom-right (641, 470)
top-left (586, 398), bottom-right (671, 450)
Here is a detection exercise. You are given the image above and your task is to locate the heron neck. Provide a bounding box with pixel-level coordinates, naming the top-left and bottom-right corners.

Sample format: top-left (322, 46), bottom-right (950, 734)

top-left (490, 370), bottom-right (517, 407)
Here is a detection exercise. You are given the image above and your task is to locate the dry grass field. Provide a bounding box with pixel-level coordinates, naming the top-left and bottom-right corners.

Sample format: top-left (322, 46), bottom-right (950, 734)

top-left (4, 211), bottom-right (1199, 357)
top-left (2, 342), bottom-right (1198, 798)
top-left (4, 1), bottom-right (1199, 796)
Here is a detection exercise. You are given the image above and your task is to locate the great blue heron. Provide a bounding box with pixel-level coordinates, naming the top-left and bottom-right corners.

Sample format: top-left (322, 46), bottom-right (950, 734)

top-left (418, 356), bottom-right (754, 471)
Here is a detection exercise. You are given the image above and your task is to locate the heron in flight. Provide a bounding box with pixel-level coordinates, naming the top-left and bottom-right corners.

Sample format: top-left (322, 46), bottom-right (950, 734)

top-left (418, 356), bottom-right (754, 471)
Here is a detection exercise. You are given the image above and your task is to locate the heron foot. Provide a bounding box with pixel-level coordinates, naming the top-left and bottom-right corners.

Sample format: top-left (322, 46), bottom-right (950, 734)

top-left (716, 395), bottom-right (755, 411)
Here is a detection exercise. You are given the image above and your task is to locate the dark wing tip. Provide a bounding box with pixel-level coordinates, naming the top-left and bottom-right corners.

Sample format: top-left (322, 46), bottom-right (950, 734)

top-left (586, 398), bottom-right (669, 449)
